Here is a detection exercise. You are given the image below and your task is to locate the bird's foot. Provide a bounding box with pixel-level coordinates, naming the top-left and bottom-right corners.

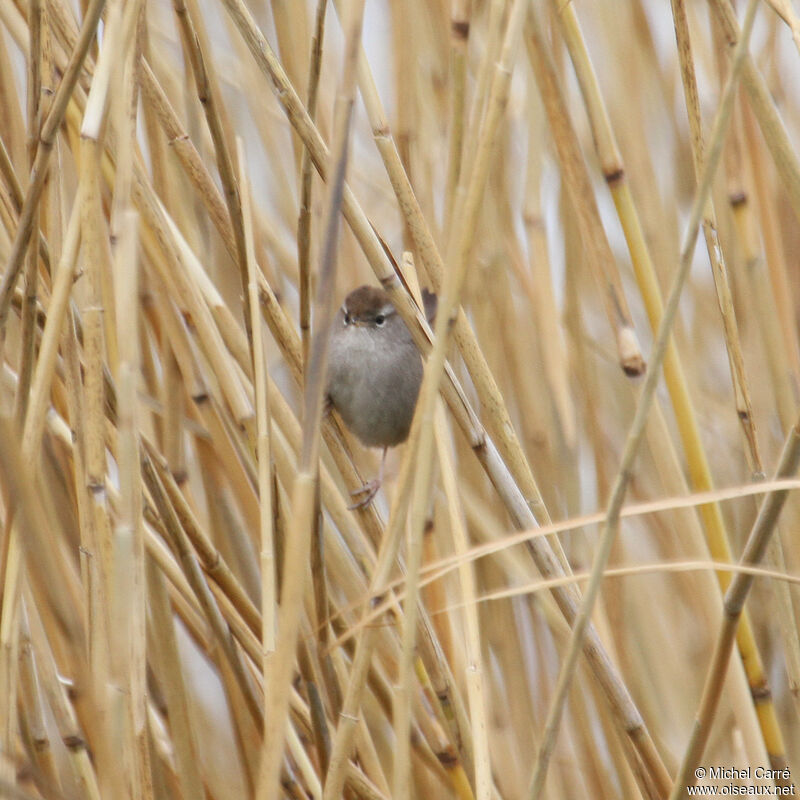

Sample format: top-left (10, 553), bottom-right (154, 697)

top-left (348, 479), bottom-right (380, 509)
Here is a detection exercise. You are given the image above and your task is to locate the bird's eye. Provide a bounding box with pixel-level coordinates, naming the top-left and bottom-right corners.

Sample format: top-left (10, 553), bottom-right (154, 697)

top-left (344, 312), bottom-right (352, 325)
top-left (375, 314), bottom-right (386, 326)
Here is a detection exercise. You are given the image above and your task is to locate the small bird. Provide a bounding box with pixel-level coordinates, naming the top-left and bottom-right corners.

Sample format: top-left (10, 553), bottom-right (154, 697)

top-left (327, 285), bottom-right (436, 507)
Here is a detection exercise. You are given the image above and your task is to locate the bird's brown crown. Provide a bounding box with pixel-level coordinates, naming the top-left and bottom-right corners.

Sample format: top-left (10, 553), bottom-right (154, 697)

top-left (343, 285), bottom-right (391, 316)
top-left (342, 285), bottom-right (437, 323)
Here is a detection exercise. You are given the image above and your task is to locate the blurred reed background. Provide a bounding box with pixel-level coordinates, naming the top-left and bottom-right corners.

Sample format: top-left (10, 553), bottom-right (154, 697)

top-left (0, 0), bottom-right (799, 797)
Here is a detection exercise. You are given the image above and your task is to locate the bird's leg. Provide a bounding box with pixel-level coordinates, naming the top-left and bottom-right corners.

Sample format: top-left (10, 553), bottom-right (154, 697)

top-left (349, 447), bottom-right (387, 509)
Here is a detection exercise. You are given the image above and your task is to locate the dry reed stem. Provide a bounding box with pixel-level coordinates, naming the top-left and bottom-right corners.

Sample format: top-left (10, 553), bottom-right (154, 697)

top-left (390, 2), bottom-right (528, 795)
top-left (173, 0), bottom-right (253, 354)
top-left (238, 138), bottom-right (276, 657)
top-left (141, 451), bottom-right (263, 723)
top-left (334, 479), bottom-right (800, 618)
top-left (258, 1), bottom-right (366, 796)
top-left (732, 102), bottom-right (798, 428)
top-left (672, 0), bottom-right (761, 472)
top-left (672, 0), bottom-right (790, 772)
top-left (13, 0), bottom-right (42, 427)
top-left (435, 403), bottom-right (491, 800)
top-left (671, 416), bottom-right (800, 797)
top-left (111, 209), bottom-right (147, 800)
top-left (709, 0), bottom-right (800, 221)
top-left (145, 558), bottom-right (205, 799)
top-left (297, 0), bottom-right (327, 372)
top-left (741, 94), bottom-right (800, 405)
top-left (457, 0), bottom-right (504, 195)
top-left (322, 372), bottom-right (446, 799)
top-left (525, 6), bottom-right (645, 378)
top-left (527, 1), bottom-right (758, 794)
top-left (18, 610), bottom-right (58, 791)
top-left (444, 0), bottom-right (468, 239)
top-left (550, 0), bottom-right (756, 563)
top-left (0, 0), bottom-right (106, 352)
top-left (553, 0), bottom-right (789, 773)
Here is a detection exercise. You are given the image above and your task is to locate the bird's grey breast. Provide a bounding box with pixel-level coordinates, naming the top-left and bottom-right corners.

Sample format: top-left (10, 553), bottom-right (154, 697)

top-left (327, 314), bottom-right (422, 447)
